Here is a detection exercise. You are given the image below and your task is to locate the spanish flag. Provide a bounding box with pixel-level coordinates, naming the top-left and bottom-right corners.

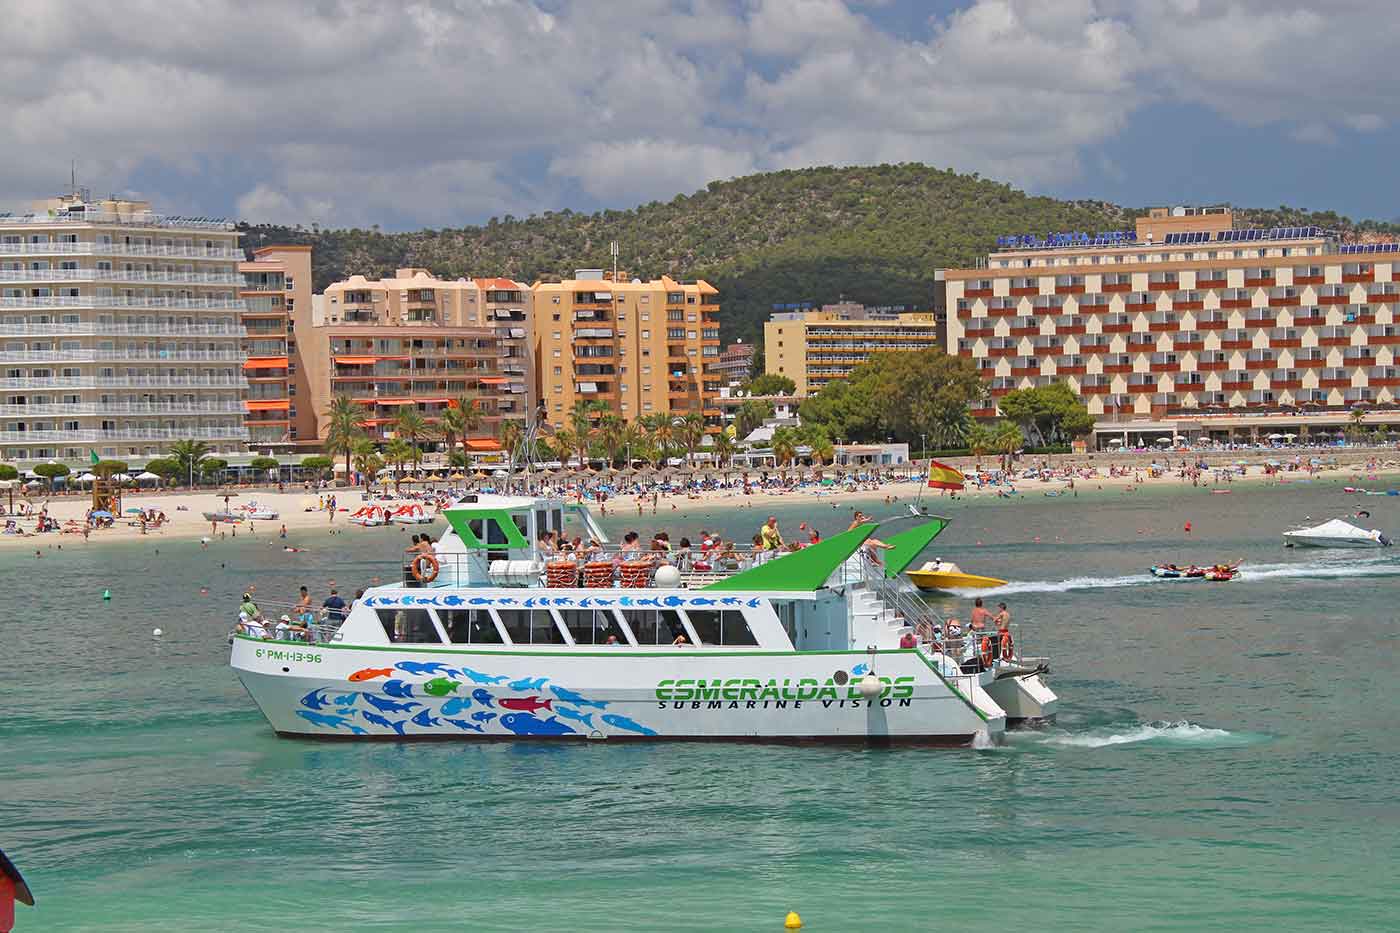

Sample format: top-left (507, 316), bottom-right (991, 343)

top-left (927, 459), bottom-right (965, 491)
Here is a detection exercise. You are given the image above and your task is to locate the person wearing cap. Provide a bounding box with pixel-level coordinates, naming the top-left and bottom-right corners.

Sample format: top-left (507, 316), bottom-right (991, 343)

top-left (236, 612), bottom-right (269, 639)
top-left (238, 593), bottom-right (261, 621)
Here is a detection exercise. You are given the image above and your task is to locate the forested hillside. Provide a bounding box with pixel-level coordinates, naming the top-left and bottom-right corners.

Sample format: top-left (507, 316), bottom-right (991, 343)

top-left (237, 164), bottom-right (1400, 343)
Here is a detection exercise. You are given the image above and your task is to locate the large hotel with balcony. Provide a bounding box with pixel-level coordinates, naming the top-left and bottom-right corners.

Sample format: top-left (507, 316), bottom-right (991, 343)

top-left (764, 302), bottom-right (940, 394)
top-left (239, 245), bottom-right (313, 449)
top-left (306, 269), bottom-right (522, 447)
top-left (0, 193), bottom-right (247, 467)
top-left (943, 207), bottom-right (1400, 445)
top-left (530, 271), bottom-right (721, 428)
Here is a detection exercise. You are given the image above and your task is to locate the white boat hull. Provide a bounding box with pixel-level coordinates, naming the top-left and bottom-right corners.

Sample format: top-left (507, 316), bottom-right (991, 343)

top-left (1282, 533), bottom-right (1383, 548)
top-left (231, 637), bottom-right (1002, 745)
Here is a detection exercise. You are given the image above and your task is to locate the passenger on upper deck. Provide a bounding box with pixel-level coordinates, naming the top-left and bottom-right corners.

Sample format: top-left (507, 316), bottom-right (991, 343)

top-left (616, 531), bottom-right (643, 564)
top-left (969, 598), bottom-right (992, 631)
top-left (760, 516), bottom-right (783, 550)
top-left (322, 588), bottom-right (347, 623)
top-left (238, 593), bottom-right (262, 621)
top-left (994, 602), bottom-right (1012, 632)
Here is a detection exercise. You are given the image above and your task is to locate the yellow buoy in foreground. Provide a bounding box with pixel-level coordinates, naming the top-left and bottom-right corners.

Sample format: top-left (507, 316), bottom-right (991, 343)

top-left (784, 911), bottom-right (802, 929)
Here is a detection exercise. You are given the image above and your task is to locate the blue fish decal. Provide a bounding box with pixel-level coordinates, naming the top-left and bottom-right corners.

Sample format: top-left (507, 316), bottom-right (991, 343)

top-left (523, 598), bottom-right (536, 608)
top-left (662, 595), bottom-right (685, 607)
top-left (602, 714), bottom-right (657, 736)
top-left (332, 692), bottom-right (360, 707)
top-left (296, 709), bottom-right (354, 730)
top-left (411, 708), bottom-right (441, 728)
top-left (441, 696), bottom-right (473, 717)
top-left (594, 598), bottom-right (613, 606)
top-left (499, 713), bottom-right (577, 737)
top-left (441, 594), bottom-right (465, 606)
top-left (468, 597), bottom-right (493, 605)
top-left (719, 597), bottom-right (741, 606)
top-left (362, 693), bottom-right (421, 714)
top-left (851, 663), bottom-right (869, 676)
top-left (299, 688), bottom-right (333, 711)
top-left (497, 597), bottom-right (517, 605)
top-left (472, 688), bottom-right (495, 708)
top-left (579, 598), bottom-right (592, 608)
top-left (396, 661), bottom-right (454, 677)
top-left (688, 597), bottom-right (717, 606)
top-left (746, 598), bottom-right (761, 608)
top-left (636, 597), bottom-right (657, 607)
top-left (549, 684), bottom-right (608, 709)
top-left (445, 717), bottom-right (484, 733)
top-left (382, 679), bottom-right (415, 699)
top-left (619, 596), bottom-right (632, 606)
top-left (361, 710), bottom-right (409, 736)
top-left (554, 706), bottom-right (594, 729)
top-left (459, 668), bottom-right (509, 685)
top-left (470, 711), bottom-right (498, 723)
top-left (509, 676), bottom-right (548, 692)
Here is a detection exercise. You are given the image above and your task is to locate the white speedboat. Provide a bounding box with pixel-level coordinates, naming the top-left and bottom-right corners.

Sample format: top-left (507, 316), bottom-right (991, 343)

top-left (230, 494), bottom-right (1058, 745)
top-left (241, 503), bottom-right (279, 521)
top-left (1283, 518), bottom-right (1391, 548)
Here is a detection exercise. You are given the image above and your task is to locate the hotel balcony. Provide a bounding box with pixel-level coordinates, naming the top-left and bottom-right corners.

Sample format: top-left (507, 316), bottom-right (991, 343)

top-left (0, 375), bottom-right (248, 390)
top-left (0, 321), bottom-right (245, 337)
top-left (0, 296), bottom-right (243, 312)
top-left (0, 426), bottom-right (250, 443)
top-left (0, 400), bottom-right (244, 417)
top-left (0, 349), bottom-right (244, 364)
top-left (0, 270), bottom-right (245, 287)
top-left (0, 243), bottom-right (243, 261)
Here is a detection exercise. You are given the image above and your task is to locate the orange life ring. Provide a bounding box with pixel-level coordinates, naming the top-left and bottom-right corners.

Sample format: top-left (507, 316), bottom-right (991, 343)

top-left (411, 553), bottom-right (440, 583)
top-left (999, 631), bottom-right (1014, 661)
top-left (979, 635), bottom-right (993, 668)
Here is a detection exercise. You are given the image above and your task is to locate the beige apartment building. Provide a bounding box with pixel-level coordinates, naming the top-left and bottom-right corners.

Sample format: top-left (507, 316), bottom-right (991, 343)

top-left (764, 303), bottom-right (940, 394)
top-left (239, 245), bottom-right (313, 449)
top-left (530, 271), bottom-right (721, 427)
top-left (943, 206), bottom-right (1400, 445)
top-left (0, 192), bottom-right (247, 468)
top-left (306, 269), bottom-right (521, 447)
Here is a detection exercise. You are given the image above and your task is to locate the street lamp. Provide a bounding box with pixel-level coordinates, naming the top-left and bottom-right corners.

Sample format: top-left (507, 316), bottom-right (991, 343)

top-left (920, 432), bottom-right (927, 459)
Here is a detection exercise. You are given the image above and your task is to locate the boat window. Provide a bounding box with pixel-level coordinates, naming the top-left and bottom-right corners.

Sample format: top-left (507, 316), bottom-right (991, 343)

top-left (496, 609), bottom-right (566, 644)
top-left (555, 608), bottom-right (623, 645)
top-left (438, 608), bottom-right (501, 644)
top-left (685, 609), bottom-right (758, 646)
top-left (621, 609), bottom-right (688, 645)
top-left (375, 608), bottom-right (441, 644)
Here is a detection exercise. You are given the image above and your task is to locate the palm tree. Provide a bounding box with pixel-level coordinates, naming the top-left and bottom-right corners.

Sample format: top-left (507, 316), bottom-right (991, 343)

top-left (643, 413), bottom-right (675, 466)
top-left (498, 419), bottom-right (524, 468)
top-left (620, 421), bottom-right (645, 468)
top-left (677, 412), bottom-right (705, 466)
top-left (324, 396), bottom-right (368, 483)
top-left (551, 428), bottom-right (578, 467)
top-left (168, 438), bottom-right (212, 487)
top-left (991, 421), bottom-right (1022, 470)
top-left (597, 414), bottom-right (627, 467)
top-left (384, 438), bottom-right (413, 491)
top-left (808, 434), bottom-right (835, 467)
top-left (393, 407), bottom-right (435, 475)
top-left (966, 422), bottom-right (994, 462)
top-left (929, 406), bottom-right (971, 450)
top-left (565, 401), bottom-right (599, 467)
top-left (771, 427), bottom-right (798, 467)
top-left (711, 431), bottom-right (737, 469)
top-left (352, 438), bottom-right (383, 487)
top-left (440, 393), bottom-right (484, 457)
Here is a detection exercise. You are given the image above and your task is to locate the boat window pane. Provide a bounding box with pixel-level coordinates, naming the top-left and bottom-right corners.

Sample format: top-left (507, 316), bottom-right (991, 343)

top-left (555, 608), bottom-right (625, 645)
top-left (621, 609), bottom-right (664, 644)
top-left (723, 612), bottom-right (758, 646)
top-left (375, 608), bottom-right (440, 644)
top-left (439, 608), bottom-right (500, 644)
top-left (496, 609), bottom-right (530, 644)
top-left (532, 610), bottom-right (566, 644)
top-left (686, 609), bottom-right (758, 646)
top-left (686, 609), bottom-right (722, 645)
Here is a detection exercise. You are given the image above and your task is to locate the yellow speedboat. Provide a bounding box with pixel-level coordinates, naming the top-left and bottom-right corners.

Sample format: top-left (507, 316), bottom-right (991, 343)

top-left (906, 560), bottom-right (1007, 591)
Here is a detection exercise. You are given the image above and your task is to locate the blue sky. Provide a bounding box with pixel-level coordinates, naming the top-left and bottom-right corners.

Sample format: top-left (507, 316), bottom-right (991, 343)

top-left (3, 0), bottom-right (1398, 229)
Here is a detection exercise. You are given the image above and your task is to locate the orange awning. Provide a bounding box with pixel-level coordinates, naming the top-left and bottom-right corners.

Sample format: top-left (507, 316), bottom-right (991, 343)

top-left (333, 356), bottom-right (378, 365)
top-left (464, 438), bottom-right (501, 451)
top-left (417, 398), bottom-right (450, 405)
top-left (478, 376), bottom-right (508, 385)
top-left (243, 357), bottom-right (288, 370)
top-left (244, 399), bottom-right (291, 411)
top-left (372, 398), bottom-right (415, 406)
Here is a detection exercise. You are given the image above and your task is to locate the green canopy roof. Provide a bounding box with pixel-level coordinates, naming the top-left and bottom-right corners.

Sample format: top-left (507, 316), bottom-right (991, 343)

top-left (880, 518), bottom-right (950, 578)
top-left (701, 524), bottom-right (874, 592)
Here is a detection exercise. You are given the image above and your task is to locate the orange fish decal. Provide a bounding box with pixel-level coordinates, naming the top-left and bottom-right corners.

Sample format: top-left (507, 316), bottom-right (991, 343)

top-left (349, 667), bottom-right (394, 682)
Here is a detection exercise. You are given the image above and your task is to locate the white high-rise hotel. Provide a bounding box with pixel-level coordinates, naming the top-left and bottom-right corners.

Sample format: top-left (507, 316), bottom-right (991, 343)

top-left (0, 192), bottom-right (248, 467)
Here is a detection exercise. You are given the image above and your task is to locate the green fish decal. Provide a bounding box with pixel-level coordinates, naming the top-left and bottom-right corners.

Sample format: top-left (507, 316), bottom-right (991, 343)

top-left (422, 677), bottom-right (466, 697)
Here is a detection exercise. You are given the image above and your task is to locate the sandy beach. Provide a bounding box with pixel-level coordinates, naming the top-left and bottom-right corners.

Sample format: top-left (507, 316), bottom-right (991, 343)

top-left (4, 448), bottom-right (1398, 551)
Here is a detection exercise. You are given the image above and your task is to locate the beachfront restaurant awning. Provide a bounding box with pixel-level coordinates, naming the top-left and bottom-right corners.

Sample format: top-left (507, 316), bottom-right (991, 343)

top-left (243, 356), bottom-right (289, 370)
top-left (465, 438), bottom-right (501, 451)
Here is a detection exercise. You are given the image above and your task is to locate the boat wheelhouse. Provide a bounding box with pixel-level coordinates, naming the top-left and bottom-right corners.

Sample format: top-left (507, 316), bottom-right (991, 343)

top-left (230, 494), bottom-right (1057, 744)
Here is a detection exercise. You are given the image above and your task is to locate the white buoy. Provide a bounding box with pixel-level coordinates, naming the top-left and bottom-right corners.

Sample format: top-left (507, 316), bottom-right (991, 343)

top-left (152, 628), bottom-right (163, 637)
top-left (857, 672), bottom-right (882, 699)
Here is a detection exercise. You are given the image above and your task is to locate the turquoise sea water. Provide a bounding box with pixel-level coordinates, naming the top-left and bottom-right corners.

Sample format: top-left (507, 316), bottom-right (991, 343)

top-left (4, 479), bottom-right (1400, 930)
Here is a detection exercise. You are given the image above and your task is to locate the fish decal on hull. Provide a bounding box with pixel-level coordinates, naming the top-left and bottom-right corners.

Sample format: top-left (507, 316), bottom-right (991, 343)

top-left (445, 718), bottom-right (484, 733)
top-left (332, 692), bottom-right (360, 707)
top-left (396, 661), bottom-right (456, 678)
top-left (441, 696), bottom-right (473, 717)
top-left (362, 694), bottom-right (421, 714)
top-left (471, 688), bottom-right (495, 708)
top-left (361, 710), bottom-right (409, 736)
top-left (553, 706), bottom-right (594, 729)
top-left (381, 680), bottom-right (415, 699)
top-left (499, 696), bottom-right (553, 713)
top-left (850, 663), bottom-right (869, 676)
top-left (548, 685), bottom-right (609, 709)
top-left (299, 689), bottom-right (333, 711)
top-left (410, 708), bottom-right (442, 729)
top-left (422, 677), bottom-right (467, 697)
top-left (470, 711), bottom-right (498, 723)
top-left (297, 710), bottom-right (356, 730)
top-left (508, 676), bottom-right (548, 692)
top-left (499, 713), bottom-right (577, 737)
top-left (457, 667), bottom-right (509, 685)
top-left (602, 714), bottom-right (657, 736)
top-left (349, 667), bottom-right (393, 682)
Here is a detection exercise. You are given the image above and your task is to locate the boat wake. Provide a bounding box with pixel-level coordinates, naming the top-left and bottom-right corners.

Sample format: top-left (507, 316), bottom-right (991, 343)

top-left (1029, 719), bottom-right (1265, 749)
top-left (967, 555), bottom-right (1400, 595)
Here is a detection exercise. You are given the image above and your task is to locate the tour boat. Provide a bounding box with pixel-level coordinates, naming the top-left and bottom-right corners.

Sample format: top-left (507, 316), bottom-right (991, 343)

top-left (1283, 518), bottom-right (1391, 548)
top-left (229, 494), bottom-right (1058, 745)
top-left (390, 503), bottom-right (435, 525)
top-left (906, 560), bottom-right (1008, 591)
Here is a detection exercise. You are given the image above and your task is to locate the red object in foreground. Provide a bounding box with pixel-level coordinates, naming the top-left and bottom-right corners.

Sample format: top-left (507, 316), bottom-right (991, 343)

top-left (0, 845), bottom-right (36, 932)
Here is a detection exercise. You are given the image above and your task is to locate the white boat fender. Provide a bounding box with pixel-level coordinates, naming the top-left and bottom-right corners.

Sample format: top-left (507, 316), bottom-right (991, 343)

top-left (856, 673), bottom-right (882, 699)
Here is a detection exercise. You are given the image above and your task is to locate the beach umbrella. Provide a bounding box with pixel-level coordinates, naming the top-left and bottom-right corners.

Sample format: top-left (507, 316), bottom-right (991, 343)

top-left (90, 510), bottom-right (114, 519)
top-left (136, 471), bottom-right (160, 483)
top-left (449, 472), bottom-right (466, 480)
top-left (77, 472), bottom-right (96, 483)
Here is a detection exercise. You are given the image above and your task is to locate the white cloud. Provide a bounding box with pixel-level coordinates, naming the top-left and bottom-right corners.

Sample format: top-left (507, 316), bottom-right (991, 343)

top-left (1, 1), bottom-right (1398, 226)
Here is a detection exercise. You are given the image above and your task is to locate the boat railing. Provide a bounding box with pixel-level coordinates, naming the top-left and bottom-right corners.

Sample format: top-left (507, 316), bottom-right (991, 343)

top-left (403, 544), bottom-right (781, 588)
top-left (231, 599), bottom-right (347, 643)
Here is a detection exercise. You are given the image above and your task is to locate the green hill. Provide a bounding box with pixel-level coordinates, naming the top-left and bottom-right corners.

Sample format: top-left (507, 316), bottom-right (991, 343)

top-left (236, 163), bottom-right (1400, 344)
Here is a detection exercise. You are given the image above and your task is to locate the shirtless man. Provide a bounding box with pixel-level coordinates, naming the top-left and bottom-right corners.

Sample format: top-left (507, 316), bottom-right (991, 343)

top-left (993, 601), bottom-right (1012, 633)
top-left (969, 597), bottom-right (993, 631)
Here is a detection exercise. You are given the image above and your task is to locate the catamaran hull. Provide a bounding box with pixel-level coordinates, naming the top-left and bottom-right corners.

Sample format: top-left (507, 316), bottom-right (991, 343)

top-left (231, 637), bottom-right (1003, 745)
